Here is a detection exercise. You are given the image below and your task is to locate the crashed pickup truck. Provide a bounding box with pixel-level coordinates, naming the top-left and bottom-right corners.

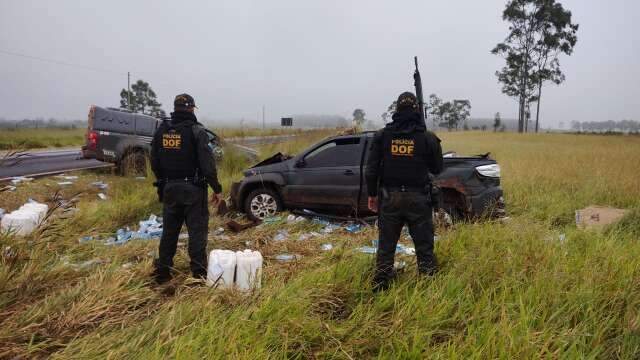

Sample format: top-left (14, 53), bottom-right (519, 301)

top-left (82, 106), bottom-right (223, 174)
top-left (230, 131), bottom-right (505, 221)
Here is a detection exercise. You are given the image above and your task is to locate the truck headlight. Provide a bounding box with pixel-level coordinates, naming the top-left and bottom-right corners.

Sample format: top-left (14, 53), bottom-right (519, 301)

top-left (476, 164), bottom-right (500, 178)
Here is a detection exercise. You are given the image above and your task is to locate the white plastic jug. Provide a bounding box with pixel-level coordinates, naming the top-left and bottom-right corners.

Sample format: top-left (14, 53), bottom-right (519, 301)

top-left (19, 202), bottom-right (48, 223)
top-left (1, 210), bottom-right (38, 236)
top-left (207, 250), bottom-right (237, 288)
top-left (235, 250), bottom-right (263, 291)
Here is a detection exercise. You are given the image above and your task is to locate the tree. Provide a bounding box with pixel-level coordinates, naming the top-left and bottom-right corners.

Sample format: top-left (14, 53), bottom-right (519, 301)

top-left (493, 112), bottom-right (502, 132)
top-left (530, 1), bottom-right (578, 132)
top-left (352, 108), bottom-right (366, 128)
top-left (120, 79), bottom-right (166, 118)
top-left (381, 101), bottom-right (397, 124)
top-left (492, 0), bottom-right (578, 133)
top-left (426, 94), bottom-right (443, 129)
top-left (426, 94), bottom-right (471, 131)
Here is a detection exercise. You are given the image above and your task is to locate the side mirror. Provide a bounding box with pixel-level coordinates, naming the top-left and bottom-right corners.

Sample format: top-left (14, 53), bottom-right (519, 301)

top-left (295, 159), bottom-right (306, 168)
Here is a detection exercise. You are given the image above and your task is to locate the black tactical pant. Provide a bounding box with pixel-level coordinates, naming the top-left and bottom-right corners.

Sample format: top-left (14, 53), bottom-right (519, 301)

top-left (374, 190), bottom-right (437, 289)
top-left (155, 182), bottom-right (209, 278)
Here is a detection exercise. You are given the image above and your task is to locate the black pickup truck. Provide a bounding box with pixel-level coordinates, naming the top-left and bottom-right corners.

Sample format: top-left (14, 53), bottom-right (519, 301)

top-left (230, 132), bottom-right (505, 221)
top-left (82, 106), bottom-right (222, 174)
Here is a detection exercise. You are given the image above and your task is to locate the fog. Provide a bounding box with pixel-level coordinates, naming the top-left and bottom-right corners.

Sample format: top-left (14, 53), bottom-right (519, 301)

top-left (0, 0), bottom-right (638, 128)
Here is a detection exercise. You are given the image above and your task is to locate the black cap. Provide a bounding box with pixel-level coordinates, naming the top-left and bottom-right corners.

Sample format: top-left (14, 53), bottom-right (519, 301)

top-left (397, 92), bottom-right (417, 110)
top-left (174, 93), bottom-right (197, 109)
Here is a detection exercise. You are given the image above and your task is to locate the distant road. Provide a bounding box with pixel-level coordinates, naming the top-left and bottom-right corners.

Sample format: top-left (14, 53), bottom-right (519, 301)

top-left (0, 135), bottom-right (296, 181)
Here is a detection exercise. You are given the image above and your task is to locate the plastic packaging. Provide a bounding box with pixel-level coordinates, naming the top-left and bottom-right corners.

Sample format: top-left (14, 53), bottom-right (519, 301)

top-left (207, 250), bottom-right (237, 288)
top-left (1, 210), bottom-right (38, 236)
top-left (19, 201), bottom-right (48, 223)
top-left (235, 250), bottom-right (263, 291)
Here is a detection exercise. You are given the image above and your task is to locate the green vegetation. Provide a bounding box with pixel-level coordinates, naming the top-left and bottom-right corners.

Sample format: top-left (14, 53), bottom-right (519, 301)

top-left (0, 128), bottom-right (86, 150)
top-left (1, 132), bottom-right (639, 358)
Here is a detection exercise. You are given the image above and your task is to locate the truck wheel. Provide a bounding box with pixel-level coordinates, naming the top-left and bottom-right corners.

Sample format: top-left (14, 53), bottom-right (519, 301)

top-left (119, 151), bottom-right (147, 176)
top-left (244, 188), bottom-right (282, 221)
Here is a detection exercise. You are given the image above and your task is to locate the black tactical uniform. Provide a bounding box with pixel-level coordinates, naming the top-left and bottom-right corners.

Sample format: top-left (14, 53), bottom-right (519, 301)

top-left (150, 94), bottom-right (222, 283)
top-left (365, 92), bottom-right (443, 291)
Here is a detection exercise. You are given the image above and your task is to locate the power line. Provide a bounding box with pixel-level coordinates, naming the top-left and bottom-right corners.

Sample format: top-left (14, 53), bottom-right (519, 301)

top-left (0, 49), bottom-right (124, 75)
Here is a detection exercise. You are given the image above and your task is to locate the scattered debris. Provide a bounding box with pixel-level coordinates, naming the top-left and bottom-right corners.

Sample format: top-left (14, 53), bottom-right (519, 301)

top-left (344, 223), bottom-right (363, 233)
top-left (10, 176), bottom-right (33, 185)
top-left (558, 234), bottom-right (566, 242)
top-left (213, 227), bottom-right (225, 236)
top-left (286, 214), bottom-right (306, 223)
top-left (274, 254), bottom-right (300, 262)
top-left (135, 177), bottom-right (146, 181)
top-left (357, 246), bottom-right (377, 254)
top-left (263, 216), bottom-right (282, 224)
top-left (122, 262), bottom-right (134, 269)
top-left (394, 260), bottom-right (407, 271)
top-left (79, 235), bottom-right (94, 243)
top-left (226, 219), bottom-right (261, 233)
top-left (298, 232), bottom-right (322, 241)
top-left (1, 185), bottom-right (17, 192)
top-left (320, 243), bottom-right (333, 251)
top-left (97, 193), bottom-right (108, 200)
top-left (179, 233), bottom-right (189, 240)
top-left (56, 175), bottom-right (78, 180)
top-left (104, 214), bottom-right (163, 245)
top-left (273, 230), bottom-right (289, 242)
top-left (57, 181), bottom-right (74, 186)
top-left (575, 206), bottom-right (629, 230)
top-left (91, 181), bottom-right (108, 190)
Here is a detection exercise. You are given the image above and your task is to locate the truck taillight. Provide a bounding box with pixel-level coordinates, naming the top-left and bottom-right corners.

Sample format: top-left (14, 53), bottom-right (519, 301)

top-left (88, 131), bottom-right (98, 150)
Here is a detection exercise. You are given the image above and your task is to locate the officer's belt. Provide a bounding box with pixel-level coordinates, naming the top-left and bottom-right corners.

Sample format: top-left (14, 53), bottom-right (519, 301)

top-left (384, 185), bottom-right (425, 193)
top-left (164, 177), bottom-right (199, 184)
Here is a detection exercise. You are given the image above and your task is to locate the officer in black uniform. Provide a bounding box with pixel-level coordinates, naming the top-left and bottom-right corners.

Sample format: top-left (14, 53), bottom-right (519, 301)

top-left (365, 91), bottom-right (443, 291)
top-left (150, 93), bottom-right (223, 284)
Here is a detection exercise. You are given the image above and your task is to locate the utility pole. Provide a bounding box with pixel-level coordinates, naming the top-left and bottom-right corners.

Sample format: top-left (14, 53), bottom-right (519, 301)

top-left (127, 72), bottom-right (131, 111)
top-left (262, 105), bottom-right (265, 129)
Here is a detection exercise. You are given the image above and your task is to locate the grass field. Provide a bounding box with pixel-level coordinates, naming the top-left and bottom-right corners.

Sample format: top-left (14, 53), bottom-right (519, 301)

top-left (0, 126), bottom-right (316, 151)
top-left (0, 128), bottom-right (86, 150)
top-left (1, 131), bottom-right (639, 358)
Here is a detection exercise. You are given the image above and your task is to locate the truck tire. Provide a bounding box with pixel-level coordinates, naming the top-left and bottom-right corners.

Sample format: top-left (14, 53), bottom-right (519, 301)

top-left (244, 188), bottom-right (283, 221)
top-left (119, 150), bottom-right (147, 176)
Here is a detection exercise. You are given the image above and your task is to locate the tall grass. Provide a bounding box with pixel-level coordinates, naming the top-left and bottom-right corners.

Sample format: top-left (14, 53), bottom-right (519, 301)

top-left (0, 128), bottom-right (86, 150)
top-left (1, 131), bottom-right (639, 358)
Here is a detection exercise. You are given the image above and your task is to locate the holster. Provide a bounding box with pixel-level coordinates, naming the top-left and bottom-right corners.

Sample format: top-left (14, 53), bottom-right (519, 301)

top-left (153, 180), bottom-right (165, 202)
top-left (429, 183), bottom-right (441, 210)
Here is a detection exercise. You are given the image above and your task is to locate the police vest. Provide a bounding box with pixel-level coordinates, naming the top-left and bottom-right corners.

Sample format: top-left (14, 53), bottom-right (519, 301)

top-left (381, 130), bottom-right (428, 188)
top-left (156, 120), bottom-right (198, 179)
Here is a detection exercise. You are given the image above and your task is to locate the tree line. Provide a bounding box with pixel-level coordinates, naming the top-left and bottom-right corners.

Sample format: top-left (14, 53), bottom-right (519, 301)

top-left (571, 120), bottom-right (640, 133)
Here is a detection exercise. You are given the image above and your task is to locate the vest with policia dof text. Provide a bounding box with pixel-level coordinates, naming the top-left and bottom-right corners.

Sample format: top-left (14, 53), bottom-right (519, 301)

top-left (381, 129), bottom-right (428, 188)
top-left (156, 120), bottom-right (198, 180)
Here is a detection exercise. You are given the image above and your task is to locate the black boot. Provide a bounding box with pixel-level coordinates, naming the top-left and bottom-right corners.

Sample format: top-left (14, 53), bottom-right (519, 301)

top-left (152, 261), bottom-right (172, 284)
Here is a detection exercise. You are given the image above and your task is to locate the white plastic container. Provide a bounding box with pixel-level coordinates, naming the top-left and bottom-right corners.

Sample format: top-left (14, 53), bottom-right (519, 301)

top-left (235, 250), bottom-right (263, 291)
top-left (19, 202), bottom-right (48, 223)
top-left (207, 250), bottom-right (237, 288)
top-left (1, 210), bottom-right (39, 236)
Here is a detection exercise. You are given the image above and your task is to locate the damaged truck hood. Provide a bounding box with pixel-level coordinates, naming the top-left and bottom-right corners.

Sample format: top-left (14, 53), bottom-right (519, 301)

top-left (244, 152), bottom-right (292, 175)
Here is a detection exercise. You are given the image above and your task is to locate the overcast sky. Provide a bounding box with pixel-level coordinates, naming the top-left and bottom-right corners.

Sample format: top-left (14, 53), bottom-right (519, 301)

top-left (0, 0), bottom-right (638, 128)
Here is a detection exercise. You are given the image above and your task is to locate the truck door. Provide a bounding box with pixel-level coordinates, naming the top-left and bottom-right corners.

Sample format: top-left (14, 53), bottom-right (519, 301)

top-left (287, 137), bottom-right (364, 211)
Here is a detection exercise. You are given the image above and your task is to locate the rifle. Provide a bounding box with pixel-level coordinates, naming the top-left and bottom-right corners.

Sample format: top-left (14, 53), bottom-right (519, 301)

top-left (413, 56), bottom-right (426, 128)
